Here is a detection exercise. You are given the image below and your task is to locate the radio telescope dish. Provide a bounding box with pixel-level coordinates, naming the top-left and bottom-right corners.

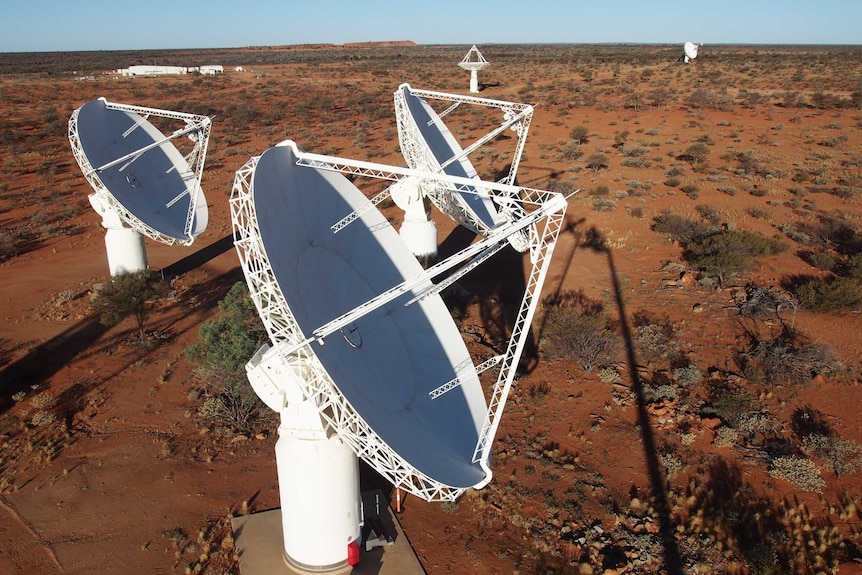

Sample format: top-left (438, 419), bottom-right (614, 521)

top-left (232, 140), bottom-right (569, 570)
top-left (459, 44), bottom-right (490, 93)
top-left (394, 83), bottom-right (533, 253)
top-left (69, 98), bottom-right (211, 274)
top-left (683, 42), bottom-right (700, 63)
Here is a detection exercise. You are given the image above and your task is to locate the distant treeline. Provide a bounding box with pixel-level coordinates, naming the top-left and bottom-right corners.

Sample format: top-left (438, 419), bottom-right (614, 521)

top-left (1, 43), bottom-right (860, 77)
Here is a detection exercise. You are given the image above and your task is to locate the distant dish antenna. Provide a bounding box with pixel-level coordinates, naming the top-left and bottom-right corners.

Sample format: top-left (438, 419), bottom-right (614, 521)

top-left (69, 98), bottom-right (211, 275)
top-left (393, 83), bottom-right (534, 254)
top-left (231, 140), bottom-right (568, 571)
top-left (683, 42), bottom-right (701, 63)
top-left (458, 44), bottom-right (490, 93)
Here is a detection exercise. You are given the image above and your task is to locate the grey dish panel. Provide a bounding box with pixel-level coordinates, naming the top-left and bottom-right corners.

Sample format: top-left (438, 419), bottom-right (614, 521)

top-left (76, 99), bottom-right (201, 240)
top-left (401, 87), bottom-right (501, 230)
top-left (253, 144), bottom-right (488, 488)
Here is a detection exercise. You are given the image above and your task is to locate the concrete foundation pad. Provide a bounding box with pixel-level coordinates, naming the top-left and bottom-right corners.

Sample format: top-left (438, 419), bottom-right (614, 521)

top-left (231, 500), bottom-right (425, 575)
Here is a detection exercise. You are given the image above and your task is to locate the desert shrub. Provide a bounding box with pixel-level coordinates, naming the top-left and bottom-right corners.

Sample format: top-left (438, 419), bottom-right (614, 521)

top-left (651, 211), bottom-right (710, 244)
top-left (186, 282), bottom-right (269, 433)
top-left (798, 249), bottom-right (837, 271)
top-left (90, 270), bottom-right (169, 344)
top-left (703, 384), bottom-right (760, 428)
top-left (559, 140), bottom-right (583, 161)
top-left (684, 229), bottom-right (787, 285)
top-left (598, 366), bottom-right (622, 383)
top-left (696, 204), bottom-right (721, 225)
top-left (585, 153), bottom-right (608, 173)
top-left (664, 176), bottom-right (681, 187)
top-left (801, 214), bottom-right (862, 254)
top-left (31, 411), bottom-right (57, 427)
top-left (569, 125), bottom-right (588, 144)
top-left (642, 384), bottom-right (678, 404)
top-left (713, 426), bottom-right (739, 447)
top-left (680, 143), bottom-right (711, 168)
top-left (539, 291), bottom-right (619, 373)
top-left (30, 391), bottom-right (57, 410)
top-left (620, 157), bottom-right (647, 168)
top-left (735, 283), bottom-right (797, 332)
top-left (673, 365), bottom-right (701, 386)
top-left (0, 231), bottom-right (18, 261)
top-left (800, 427), bottom-right (862, 477)
top-left (747, 207), bottom-right (769, 219)
top-left (680, 184), bottom-right (700, 199)
top-left (588, 184), bottom-right (610, 196)
top-left (591, 197), bottom-right (616, 212)
top-left (768, 456), bottom-right (824, 492)
top-left (743, 331), bottom-right (841, 387)
top-left (632, 310), bottom-right (679, 362)
top-left (832, 185), bottom-right (859, 200)
top-left (528, 380), bottom-right (552, 401)
top-left (793, 275), bottom-right (862, 311)
top-left (847, 252), bottom-right (862, 279)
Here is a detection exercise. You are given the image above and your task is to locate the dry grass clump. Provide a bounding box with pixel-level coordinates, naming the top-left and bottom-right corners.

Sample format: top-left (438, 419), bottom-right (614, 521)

top-left (30, 391), bottom-right (57, 410)
top-left (768, 455), bottom-right (825, 492)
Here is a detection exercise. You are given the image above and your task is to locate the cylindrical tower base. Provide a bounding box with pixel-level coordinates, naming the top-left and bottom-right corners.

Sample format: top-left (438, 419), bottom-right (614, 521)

top-left (275, 428), bottom-right (361, 572)
top-left (104, 227), bottom-right (147, 275)
top-left (469, 71), bottom-right (479, 93)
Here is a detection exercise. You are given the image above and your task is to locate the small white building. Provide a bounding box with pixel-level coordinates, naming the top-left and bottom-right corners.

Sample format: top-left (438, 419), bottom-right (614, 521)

top-left (116, 65), bottom-right (188, 77)
top-left (200, 65), bottom-right (224, 75)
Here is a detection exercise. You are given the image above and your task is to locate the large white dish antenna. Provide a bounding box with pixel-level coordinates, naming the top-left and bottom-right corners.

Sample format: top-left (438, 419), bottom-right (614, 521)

top-left (394, 83), bottom-right (533, 252)
top-left (232, 139), bottom-right (569, 569)
top-left (232, 141), bottom-right (490, 493)
top-left (459, 45), bottom-right (490, 93)
top-left (683, 42), bottom-right (700, 63)
top-left (69, 98), bottom-right (211, 246)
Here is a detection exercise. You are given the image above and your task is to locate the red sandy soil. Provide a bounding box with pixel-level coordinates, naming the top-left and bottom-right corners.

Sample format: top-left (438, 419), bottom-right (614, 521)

top-left (2, 44), bottom-right (862, 574)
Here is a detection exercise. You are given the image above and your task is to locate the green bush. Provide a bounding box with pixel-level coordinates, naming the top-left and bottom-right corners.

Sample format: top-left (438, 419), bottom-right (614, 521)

top-left (90, 270), bottom-right (168, 343)
top-left (684, 229), bottom-right (787, 285)
top-left (794, 275), bottom-right (862, 311)
top-left (186, 282), bottom-right (269, 433)
top-left (569, 125), bottom-right (588, 144)
top-left (798, 250), bottom-right (837, 271)
top-left (559, 140), bottom-right (583, 161)
top-left (651, 211), bottom-right (710, 244)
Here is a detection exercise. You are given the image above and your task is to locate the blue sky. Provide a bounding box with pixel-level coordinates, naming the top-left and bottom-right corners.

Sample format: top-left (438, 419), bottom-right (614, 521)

top-left (4, 0), bottom-right (859, 52)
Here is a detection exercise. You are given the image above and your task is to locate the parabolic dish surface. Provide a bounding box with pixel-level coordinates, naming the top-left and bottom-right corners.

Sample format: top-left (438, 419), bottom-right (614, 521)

top-left (252, 143), bottom-right (488, 489)
top-left (684, 42), bottom-right (699, 60)
top-left (74, 99), bottom-right (207, 240)
top-left (398, 85), bottom-right (502, 232)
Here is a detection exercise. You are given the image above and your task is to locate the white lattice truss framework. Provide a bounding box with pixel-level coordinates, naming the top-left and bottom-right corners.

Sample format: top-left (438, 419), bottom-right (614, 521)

top-left (68, 100), bottom-right (212, 245)
top-left (394, 86), bottom-right (533, 243)
top-left (231, 145), bottom-right (569, 501)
